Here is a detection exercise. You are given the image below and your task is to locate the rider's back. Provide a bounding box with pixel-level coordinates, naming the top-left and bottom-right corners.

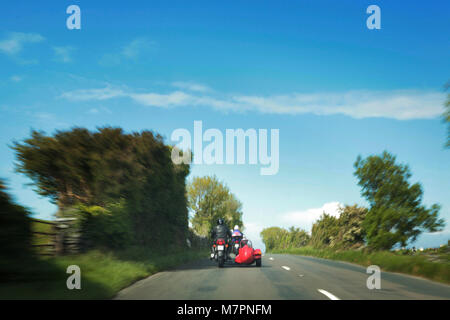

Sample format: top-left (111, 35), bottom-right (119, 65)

top-left (213, 224), bottom-right (229, 239)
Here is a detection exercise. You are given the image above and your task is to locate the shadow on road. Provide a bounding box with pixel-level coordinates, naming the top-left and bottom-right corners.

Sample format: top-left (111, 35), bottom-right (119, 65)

top-left (165, 256), bottom-right (270, 272)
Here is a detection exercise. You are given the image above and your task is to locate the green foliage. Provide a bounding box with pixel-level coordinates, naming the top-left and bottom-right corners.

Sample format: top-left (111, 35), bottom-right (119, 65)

top-left (310, 213), bottom-right (339, 248)
top-left (260, 226), bottom-right (310, 251)
top-left (0, 179), bottom-right (34, 281)
top-left (70, 201), bottom-right (134, 250)
top-left (187, 175), bottom-right (243, 237)
top-left (354, 151), bottom-right (445, 250)
top-left (12, 127), bottom-right (190, 248)
top-left (272, 246), bottom-right (450, 284)
top-left (333, 204), bottom-right (367, 249)
top-left (0, 180), bottom-right (32, 258)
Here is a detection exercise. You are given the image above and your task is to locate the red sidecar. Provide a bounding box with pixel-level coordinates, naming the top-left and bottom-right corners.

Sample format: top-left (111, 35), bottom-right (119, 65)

top-left (234, 241), bottom-right (262, 267)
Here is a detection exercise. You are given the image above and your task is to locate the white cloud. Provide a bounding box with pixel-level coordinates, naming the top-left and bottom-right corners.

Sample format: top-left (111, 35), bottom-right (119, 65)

top-left (0, 32), bottom-right (44, 55)
top-left (233, 90), bottom-right (445, 120)
top-left (60, 84), bottom-right (446, 120)
top-left (281, 202), bottom-right (342, 232)
top-left (53, 46), bottom-right (74, 63)
top-left (99, 38), bottom-right (156, 66)
top-left (60, 86), bottom-right (126, 101)
top-left (130, 91), bottom-right (194, 108)
top-left (87, 107), bottom-right (112, 115)
top-left (10, 75), bottom-right (22, 82)
top-left (171, 81), bottom-right (212, 92)
top-left (121, 38), bottom-right (156, 59)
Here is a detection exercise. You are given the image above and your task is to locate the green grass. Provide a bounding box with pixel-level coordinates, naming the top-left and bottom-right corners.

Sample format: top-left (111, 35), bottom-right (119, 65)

top-left (0, 246), bottom-right (208, 299)
top-left (270, 246), bottom-right (450, 284)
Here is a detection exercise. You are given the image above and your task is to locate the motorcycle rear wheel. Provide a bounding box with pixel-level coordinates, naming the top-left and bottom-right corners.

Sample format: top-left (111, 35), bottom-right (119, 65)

top-left (218, 256), bottom-right (225, 268)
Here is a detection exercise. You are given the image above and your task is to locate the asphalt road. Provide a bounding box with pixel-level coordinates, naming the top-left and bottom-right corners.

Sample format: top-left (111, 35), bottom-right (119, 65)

top-left (115, 254), bottom-right (450, 300)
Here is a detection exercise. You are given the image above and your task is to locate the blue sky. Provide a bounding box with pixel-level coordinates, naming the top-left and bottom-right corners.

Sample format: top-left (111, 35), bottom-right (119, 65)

top-left (1, 0), bottom-right (449, 250)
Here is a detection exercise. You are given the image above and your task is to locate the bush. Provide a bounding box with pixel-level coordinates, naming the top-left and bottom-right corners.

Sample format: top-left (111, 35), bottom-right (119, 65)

top-left (13, 127), bottom-right (191, 249)
top-left (70, 200), bottom-right (134, 250)
top-left (260, 226), bottom-right (310, 251)
top-left (0, 180), bottom-right (34, 280)
top-left (310, 213), bottom-right (339, 248)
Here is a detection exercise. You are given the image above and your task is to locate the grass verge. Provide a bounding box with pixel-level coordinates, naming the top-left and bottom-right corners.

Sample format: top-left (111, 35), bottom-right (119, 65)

top-left (0, 246), bottom-right (208, 299)
top-left (270, 246), bottom-right (450, 285)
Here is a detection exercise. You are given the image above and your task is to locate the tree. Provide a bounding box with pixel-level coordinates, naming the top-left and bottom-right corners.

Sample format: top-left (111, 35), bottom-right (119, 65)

top-left (354, 151), bottom-right (444, 250)
top-left (286, 227), bottom-right (310, 248)
top-left (260, 226), bottom-right (310, 251)
top-left (260, 227), bottom-right (287, 251)
top-left (12, 127), bottom-right (190, 248)
top-left (187, 175), bottom-right (243, 237)
top-left (310, 213), bottom-right (339, 248)
top-left (334, 204), bottom-right (367, 249)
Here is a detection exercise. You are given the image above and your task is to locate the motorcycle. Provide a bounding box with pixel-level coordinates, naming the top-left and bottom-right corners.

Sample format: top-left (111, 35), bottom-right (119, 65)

top-left (213, 238), bottom-right (227, 268)
top-left (231, 236), bottom-right (241, 255)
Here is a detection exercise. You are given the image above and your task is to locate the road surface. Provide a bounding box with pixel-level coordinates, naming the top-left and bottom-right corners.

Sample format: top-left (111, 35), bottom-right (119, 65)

top-left (115, 254), bottom-right (450, 300)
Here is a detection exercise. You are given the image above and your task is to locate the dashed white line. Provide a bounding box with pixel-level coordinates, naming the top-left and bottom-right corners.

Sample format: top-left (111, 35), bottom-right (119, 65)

top-left (281, 266), bottom-right (290, 271)
top-left (318, 289), bottom-right (340, 300)
top-left (269, 257), bottom-right (274, 261)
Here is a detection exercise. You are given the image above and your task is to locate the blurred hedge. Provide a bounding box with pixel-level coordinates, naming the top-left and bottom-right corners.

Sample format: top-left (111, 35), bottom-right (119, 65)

top-left (0, 180), bottom-right (33, 281)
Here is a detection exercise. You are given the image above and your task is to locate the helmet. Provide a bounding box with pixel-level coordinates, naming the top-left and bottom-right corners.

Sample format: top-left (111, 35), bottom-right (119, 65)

top-left (234, 225), bottom-right (240, 230)
top-left (217, 218), bottom-right (224, 225)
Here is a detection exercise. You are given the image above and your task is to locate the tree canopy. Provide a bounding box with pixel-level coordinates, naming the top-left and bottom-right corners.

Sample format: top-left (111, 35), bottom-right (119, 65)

top-left (260, 226), bottom-right (310, 251)
top-left (187, 175), bottom-right (243, 237)
top-left (12, 127), bottom-right (190, 247)
top-left (354, 151), bottom-right (444, 250)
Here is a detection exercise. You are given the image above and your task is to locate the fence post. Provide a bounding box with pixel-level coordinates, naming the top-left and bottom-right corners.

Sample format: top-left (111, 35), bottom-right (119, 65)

top-left (55, 218), bottom-right (78, 255)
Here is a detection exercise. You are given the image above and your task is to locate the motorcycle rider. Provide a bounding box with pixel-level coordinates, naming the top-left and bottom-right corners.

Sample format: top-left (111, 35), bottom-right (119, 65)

top-left (231, 225), bottom-right (243, 254)
top-left (210, 218), bottom-right (232, 260)
top-left (232, 225), bottom-right (243, 238)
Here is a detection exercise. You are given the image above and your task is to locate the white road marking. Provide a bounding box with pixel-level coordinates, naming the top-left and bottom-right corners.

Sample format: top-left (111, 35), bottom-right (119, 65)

top-left (281, 266), bottom-right (290, 271)
top-left (298, 274), bottom-right (304, 277)
top-left (269, 257), bottom-right (274, 261)
top-left (318, 289), bottom-right (340, 300)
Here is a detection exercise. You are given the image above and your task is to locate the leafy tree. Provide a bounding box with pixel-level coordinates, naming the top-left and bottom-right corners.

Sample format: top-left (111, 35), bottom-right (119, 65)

top-left (354, 151), bottom-right (444, 250)
top-left (260, 226), bottom-right (310, 251)
top-left (334, 204), bottom-right (367, 249)
top-left (72, 200), bottom-right (134, 250)
top-left (12, 127), bottom-right (190, 248)
top-left (286, 227), bottom-right (310, 248)
top-left (187, 175), bottom-right (243, 237)
top-left (310, 213), bottom-right (339, 248)
top-left (260, 227), bottom-right (287, 251)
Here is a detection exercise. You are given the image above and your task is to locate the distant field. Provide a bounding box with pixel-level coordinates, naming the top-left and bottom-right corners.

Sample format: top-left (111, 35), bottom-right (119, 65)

top-left (271, 246), bottom-right (450, 284)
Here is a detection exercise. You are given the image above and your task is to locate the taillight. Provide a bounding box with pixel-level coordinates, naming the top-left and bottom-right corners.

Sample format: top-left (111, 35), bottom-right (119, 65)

top-left (216, 239), bottom-right (225, 245)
